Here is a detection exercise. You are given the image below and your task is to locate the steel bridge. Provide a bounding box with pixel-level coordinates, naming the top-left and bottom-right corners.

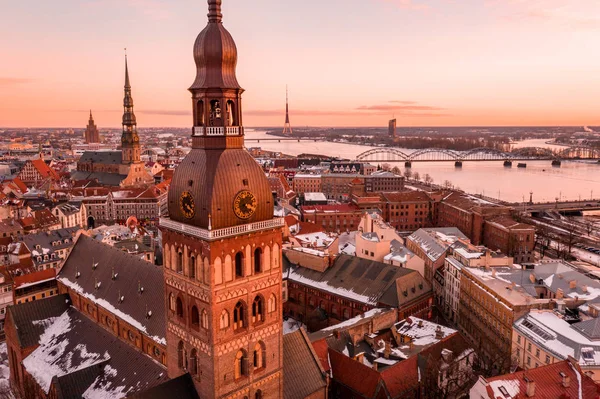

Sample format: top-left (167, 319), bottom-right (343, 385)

top-left (355, 146), bottom-right (600, 163)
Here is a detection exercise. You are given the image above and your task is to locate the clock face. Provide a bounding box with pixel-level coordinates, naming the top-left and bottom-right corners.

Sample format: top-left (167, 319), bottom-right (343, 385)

top-left (179, 191), bottom-right (195, 219)
top-left (233, 190), bottom-right (257, 220)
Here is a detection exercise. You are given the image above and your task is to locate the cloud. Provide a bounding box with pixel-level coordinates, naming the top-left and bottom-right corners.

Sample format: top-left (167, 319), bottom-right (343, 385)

top-left (0, 78), bottom-right (33, 86)
top-left (380, 0), bottom-right (431, 11)
top-left (247, 101), bottom-right (451, 118)
top-left (487, 0), bottom-right (600, 30)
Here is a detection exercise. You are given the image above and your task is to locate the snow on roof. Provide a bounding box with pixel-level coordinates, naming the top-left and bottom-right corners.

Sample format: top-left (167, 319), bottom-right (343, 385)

top-left (319, 308), bottom-right (388, 332)
top-left (489, 379), bottom-right (520, 399)
top-left (59, 277), bottom-right (166, 345)
top-left (395, 317), bottom-right (456, 347)
top-left (454, 247), bottom-right (483, 260)
top-left (23, 311), bottom-right (110, 393)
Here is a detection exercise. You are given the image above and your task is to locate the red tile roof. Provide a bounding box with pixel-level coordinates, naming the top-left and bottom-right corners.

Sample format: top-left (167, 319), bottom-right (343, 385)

top-left (301, 204), bottom-right (362, 213)
top-left (31, 159), bottom-right (59, 180)
top-left (13, 267), bottom-right (56, 289)
top-left (484, 359), bottom-right (600, 399)
top-left (380, 190), bottom-right (431, 203)
top-left (328, 348), bottom-right (383, 398)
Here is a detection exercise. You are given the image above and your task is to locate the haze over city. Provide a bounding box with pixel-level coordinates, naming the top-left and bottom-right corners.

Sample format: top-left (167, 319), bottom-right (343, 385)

top-left (2, 0), bottom-right (600, 128)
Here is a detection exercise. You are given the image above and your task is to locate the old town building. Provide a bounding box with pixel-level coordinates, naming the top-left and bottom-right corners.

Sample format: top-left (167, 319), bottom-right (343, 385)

top-left (17, 158), bottom-right (59, 187)
top-left (284, 254), bottom-right (432, 331)
top-left (300, 204), bottom-right (363, 233)
top-left (292, 174), bottom-right (322, 195)
top-left (72, 59), bottom-right (154, 188)
top-left (84, 110), bottom-right (101, 144)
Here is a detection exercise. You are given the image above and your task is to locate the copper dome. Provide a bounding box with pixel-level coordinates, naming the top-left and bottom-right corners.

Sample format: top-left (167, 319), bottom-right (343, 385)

top-left (190, 0), bottom-right (241, 90)
top-left (167, 148), bottom-right (273, 230)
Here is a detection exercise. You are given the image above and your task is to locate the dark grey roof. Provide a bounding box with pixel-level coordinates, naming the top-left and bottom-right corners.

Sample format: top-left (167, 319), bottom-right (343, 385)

top-left (114, 239), bottom-right (152, 254)
top-left (22, 227), bottom-right (79, 252)
top-left (128, 374), bottom-right (199, 399)
top-left (7, 293), bottom-right (71, 348)
top-left (79, 151), bottom-right (123, 165)
top-left (283, 329), bottom-right (327, 399)
top-left (572, 318), bottom-right (600, 340)
top-left (58, 234), bottom-right (166, 341)
top-left (52, 361), bottom-right (109, 399)
top-left (70, 171), bottom-right (127, 186)
top-left (23, 307), bottom-right (168, 397)
top-left (284, 254), bottom-right (420, 306)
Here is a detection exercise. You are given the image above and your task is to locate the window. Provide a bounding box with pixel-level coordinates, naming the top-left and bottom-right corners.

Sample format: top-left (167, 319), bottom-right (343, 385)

top-left (201, 309), bottom-right (209, 329)
top-left (254, 248), bottom-right (262, 274)
top-left (176, 297), bottom-right (184, 319)
top-left (527, 343), bottom-right (532, 352)
top-left (190, 349), bottom-right (198, 375)
top-left (169, 293), bottom-right (176, 312)
top-left (234, 301), bottom-right (246, 330)
top-left (527, 356), bottom-right (531, 366)
top-left (235, 350), bottom-right (248, 379)
top-left (267, 294), bottom-right (277, 313)
top-left (190, 256), bottom-right (196, 279)
top-left (535, 348), bottom-right (540, 358)
top-left (343, 308), bottom-right (350, 320)
top-left (220, 310), bottom-right (230, 329)
top-left (235, 252), bottom-right (244, 278)
top-left (545, 355), bottom-right (550, 364)
top-left (517, 335), bottom-right (521, 344)
top-left (178, 341), bottom-right (186, 369)
top-left (191, 306), bottom-right (200, 329)
top-left (255, 390), bottom-right (263, 399)
top-left (177, 251), bottom-right (183, 274)
top-left (253, 342), bottom-right (266, 370)
top-left (252, 296), bottom-right (264, 323)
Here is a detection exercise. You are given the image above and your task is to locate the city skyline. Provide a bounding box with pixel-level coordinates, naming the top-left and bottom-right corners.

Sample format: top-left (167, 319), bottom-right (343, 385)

top-left (2, 0), bottom-right (600, 128)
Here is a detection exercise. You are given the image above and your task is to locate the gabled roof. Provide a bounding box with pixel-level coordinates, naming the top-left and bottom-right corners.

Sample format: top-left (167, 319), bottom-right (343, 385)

top-left (21, 307), bottom-right (168, 396)
top-left (79, 151), bottom-right (123, 165)
top-left (31, 159), bottom-right (59, 180)
top-left (7, 293), bottom-right (70, 348)
top-left (573, 317), bottom-right (600, 340)
top-left (285, 254), bottom-right (418, 306)
top-left (283, 329), bottom-right (327, 399)
top-left (129, 374), bottom-right (199, 399)
top-left (483, 359), bottom-right (600, 399)
top-left (58, 234), bottom-right (166, 344)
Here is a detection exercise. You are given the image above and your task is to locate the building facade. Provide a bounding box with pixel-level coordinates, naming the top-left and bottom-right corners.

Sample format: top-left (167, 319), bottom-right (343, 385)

top-left (159, 2), bottom-right (285, 397)
top-left (84, 110), bottom-right (101, 144)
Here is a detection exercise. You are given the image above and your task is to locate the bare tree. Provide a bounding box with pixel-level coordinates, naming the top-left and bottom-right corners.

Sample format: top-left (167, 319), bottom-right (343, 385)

top-left (391, 166), bottom-right (401, 175)
top-left (404, 168), bottom-right (413, 180)
top-left (563, 218), bottom-right (579, 260)
top-left (585, 219), bottom-right (596, 236)
top-left (424, 173), bottom-right (433, 185)
top-left (443, 180), bottom-right (453, 189)
top-left (413, 171), bottom-right (421, 181)
top-left (382, 163), bottom-right (391, 171)
top-left (535, 226), bottom-right (550, 258)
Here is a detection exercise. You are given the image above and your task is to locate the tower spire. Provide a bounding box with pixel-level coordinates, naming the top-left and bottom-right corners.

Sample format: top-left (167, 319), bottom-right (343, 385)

top-left (283, 85), bottom-right (293, 135)
top-left (208, 0), bottom-right (222, 23)
top-left (121, 53), bottom-right (140, 164)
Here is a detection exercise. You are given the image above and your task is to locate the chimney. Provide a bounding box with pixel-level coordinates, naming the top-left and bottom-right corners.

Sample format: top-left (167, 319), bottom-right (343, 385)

top-left (582, 285), bottom-right (588, 293)
top-left (524, 377), bottom-right (535, 397)
top-left (569, 280), bottom-right (577, 289)
top-left (372, 361), bottom-right (378, 371)
top-left (384, 341), bottom-right (391, 359)
top-left (441, 349), bottom-right (453, 363)
top-left (333, 329), bottom-right (340, 339)
top-left (559, 371), bottom-right (570, 388)
top-left (435, 325), bottom-right (444, 340)
top-left (492, 268), bottom-right (497, 277)
top-left (418, 319), bottom-right (424, 328)
top-left (529, 273), bottom-right (536, 284)
top-left (556, 288), bottom-right (564, 299)
top-left (511, 281), bottom-right (516, 290)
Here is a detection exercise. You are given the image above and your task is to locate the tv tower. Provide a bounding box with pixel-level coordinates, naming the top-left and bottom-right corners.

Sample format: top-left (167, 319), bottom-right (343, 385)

top-left (283, 85), bottom-right (293, 135)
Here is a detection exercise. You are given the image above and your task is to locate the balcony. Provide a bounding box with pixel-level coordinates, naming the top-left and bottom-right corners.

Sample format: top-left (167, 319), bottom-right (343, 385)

top-left (192, 126), bottom-right (241, 136)
top-left (159, 217), bottom-right (284, 241)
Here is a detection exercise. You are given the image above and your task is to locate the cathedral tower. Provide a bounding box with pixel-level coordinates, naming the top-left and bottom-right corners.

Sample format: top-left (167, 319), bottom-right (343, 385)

top-left (121, 56), bottom-right (141, 164)
top-left (84, 110), bottom-right (100, 143)
top-left (161, 1), bottom-right (284, 398)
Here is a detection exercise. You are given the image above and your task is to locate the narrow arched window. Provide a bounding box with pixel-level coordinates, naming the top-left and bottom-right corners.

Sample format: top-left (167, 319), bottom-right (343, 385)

top-left (201, 309), bottom-right (209, 329)
top-left (234, 301), bottom-right (246, 330)
top-left (169, 293), bottom-right (176, 312)
top-left (190, 255), bottom-right (196, 279)
top-left (235, 349), bottom-right (248, 379)
top-left (176, 297), bottom-right (184, 319)
top-left (252, 296), bottom-right (264, 324)
top-left (196, 100), bottom-right (204, 126)
top-left (254, 248), bottom-right (262, 274)
top-left (190, 349), bottom-right (198, 375)
top-left (253, 341), bottom-right (266, 370)
top-left (235, 252), bottom-right (244, 278)
top-left (191, 306), bottom-right (199, 329)
top-left (268, 294), bottom-right (277, 313)
top-left (220, 309), bottom-right (230, 329)
top-left (177, 251), bottom-right (183, 274)
top-left (177, 341), bottom-right (185, 369)
top-left (255, 390), bottom-right (263, 399)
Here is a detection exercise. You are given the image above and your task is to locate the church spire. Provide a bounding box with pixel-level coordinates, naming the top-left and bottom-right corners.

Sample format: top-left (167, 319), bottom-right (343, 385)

top-left (208, 0), bottom-right (222, 23)
top-left (121, 54), bottom-right (140, 164)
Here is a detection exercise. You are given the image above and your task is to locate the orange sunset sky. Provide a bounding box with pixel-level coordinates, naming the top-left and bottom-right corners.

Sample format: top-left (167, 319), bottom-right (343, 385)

top-left (1, 0), bottom-right (599, 128)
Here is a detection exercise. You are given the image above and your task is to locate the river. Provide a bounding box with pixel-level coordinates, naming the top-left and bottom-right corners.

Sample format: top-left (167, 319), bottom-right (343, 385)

top-left (244, 130), bottom-right (600, 203)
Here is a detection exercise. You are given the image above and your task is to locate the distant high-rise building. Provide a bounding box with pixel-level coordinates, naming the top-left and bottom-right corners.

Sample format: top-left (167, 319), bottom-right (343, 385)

top-left (84, 111), bottom-right (100, 144)
top-left (389, 118), bottom-right (397, 137)
top-left (283, 85), bottom-right (293, 135)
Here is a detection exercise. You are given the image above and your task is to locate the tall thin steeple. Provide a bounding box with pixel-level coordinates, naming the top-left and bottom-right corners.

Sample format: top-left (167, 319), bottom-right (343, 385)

top-left (283, 85), bottom-right (293, 135)
top-left (121, 53), bottom-right (141, 164)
